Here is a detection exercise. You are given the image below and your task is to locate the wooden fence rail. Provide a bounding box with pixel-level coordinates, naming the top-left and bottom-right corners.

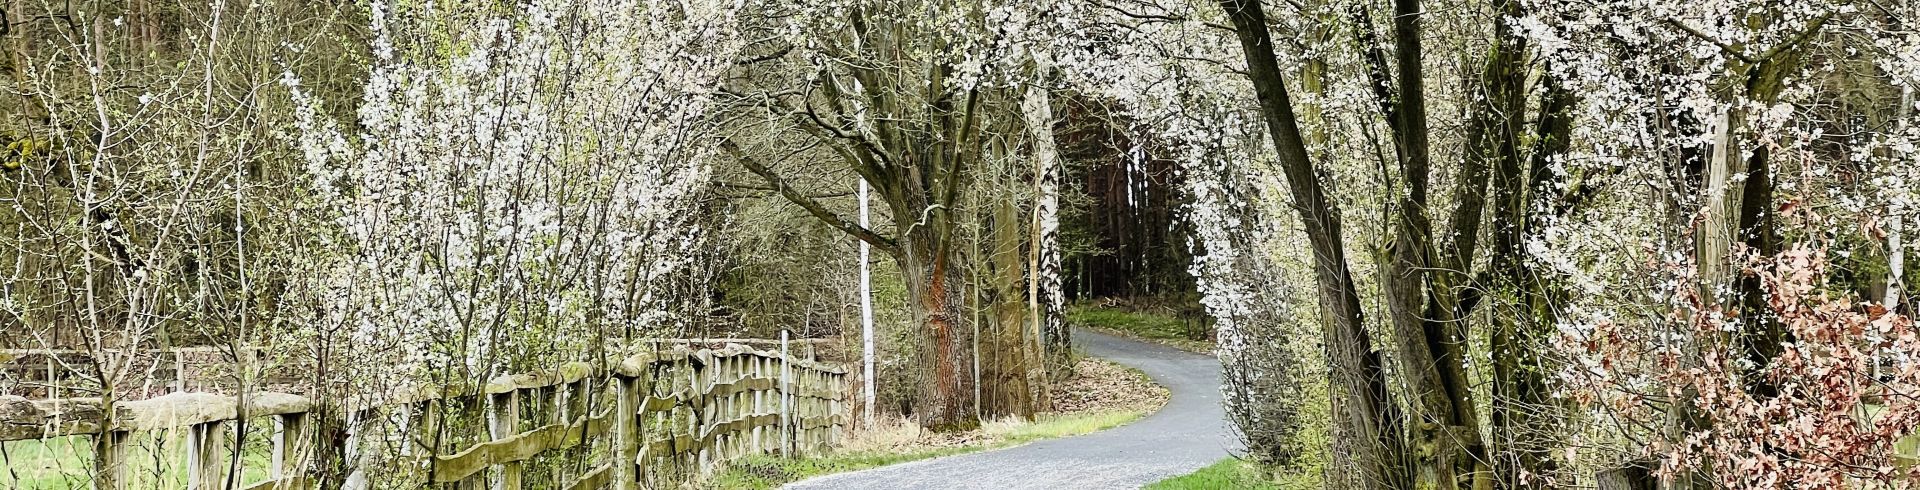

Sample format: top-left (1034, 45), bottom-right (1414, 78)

top-left (0, 341), bottom-right (848, 489)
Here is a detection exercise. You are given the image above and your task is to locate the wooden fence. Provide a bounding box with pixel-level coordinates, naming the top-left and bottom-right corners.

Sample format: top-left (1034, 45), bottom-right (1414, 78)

top-left (0, 341), bottom-right (848, 489)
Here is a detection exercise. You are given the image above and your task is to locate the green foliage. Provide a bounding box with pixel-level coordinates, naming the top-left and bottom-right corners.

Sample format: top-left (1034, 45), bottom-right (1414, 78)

top-left (3, 137), bottom-right (49, 171)
top-left (1146, 459), bottom-right (1290, 490)
top-left (1067, 302), bottom-right (1212, 352)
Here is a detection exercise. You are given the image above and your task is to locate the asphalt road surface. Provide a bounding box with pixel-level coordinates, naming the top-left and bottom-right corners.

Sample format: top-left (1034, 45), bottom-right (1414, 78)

top-left (784, 329), bottom-right (1240, 490)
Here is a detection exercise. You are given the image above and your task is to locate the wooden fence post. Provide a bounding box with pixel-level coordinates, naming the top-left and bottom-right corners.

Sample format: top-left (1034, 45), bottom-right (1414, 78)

top-left (420, 401), bottom-right (441, 460)
top-left (780, 330), bottom-right (791, 457)
top-left (800, 371), bottom-right (812, 452)
top-left (695, 356), bottom-right (710, 472)
top-left (554, 382), bottom-right (571, 425)
top-left (186, 420), bottom-right (228, 490)
top-left (718, 355), bottom-right (731, 462)
top-left (488, 390), bottom-right (522, 490)
top-left (730, 354), bottom-right (743, 460)
top-left (174, 353), bottom-right (187, 392)
top-left (272, 412), bottom-right (308, 480)
top-left (552, 380), bottom-right (574, 484)
top-left (397, 403), bottom-right (415, 458)
top-left (829, 373), bottom-right (841, 447)
top-left (752, 355), bottom-right (765, 456)
top-left (612, 375), bottom-right (637, 490)
top-left (807, 371), bottom-right (819, 452)
top-left (342, 409), bottom-right (366, 490)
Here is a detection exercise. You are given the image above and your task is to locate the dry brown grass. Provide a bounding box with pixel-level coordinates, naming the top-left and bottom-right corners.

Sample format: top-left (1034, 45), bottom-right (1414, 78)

top-left (1050, 356), bottom-right (1170, 416)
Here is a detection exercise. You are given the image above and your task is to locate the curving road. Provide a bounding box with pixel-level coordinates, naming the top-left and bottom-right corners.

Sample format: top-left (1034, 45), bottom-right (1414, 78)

top-left (784, 329), bottom-right (1241, 490)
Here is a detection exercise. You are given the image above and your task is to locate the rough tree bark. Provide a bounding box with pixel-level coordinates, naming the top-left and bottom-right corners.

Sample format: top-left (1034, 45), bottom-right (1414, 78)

top-left (1218, 0), bottom-right (1409, 487)
top-left (1343, 0), bottom-right (1518, 484)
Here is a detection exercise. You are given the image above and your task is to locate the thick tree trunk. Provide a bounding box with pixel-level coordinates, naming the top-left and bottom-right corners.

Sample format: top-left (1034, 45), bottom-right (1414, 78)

top-left (898, 233), bottom-right (979, 431)
top-left (1696, 106), bottom-right (1747, 304)
top-left (1669, 46), bottom-right (1806, 488)
top-left (1423, 43), bottom-right (1495, 490)
top-left (1731, 50), bottom-right (1802, 395)
top-left (1371, 0), bottom-right (1491, 484)
top-left (1357, 0), bottom-right (1504, 484)
top-left (1459, 5), bottom-right (1571, 488)
top-left (987, 196), bottom-right (1035, 419)
top-left (1220, 1), bottom-right (1408, 487)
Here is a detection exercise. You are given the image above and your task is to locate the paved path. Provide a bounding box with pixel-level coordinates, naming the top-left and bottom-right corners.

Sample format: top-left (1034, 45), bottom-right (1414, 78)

top-left (785, 329), bottom-right (1240, 490)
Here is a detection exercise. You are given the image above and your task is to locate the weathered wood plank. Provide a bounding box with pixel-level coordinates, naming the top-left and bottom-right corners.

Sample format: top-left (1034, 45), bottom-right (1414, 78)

top-left (240, 476), bottom-right (313, 490)
top-left (564, 463), bottom-right (612, 490)
top-left (482, 362), bottom-right (592, 395)
top-left (698, 376), bottom-right (776, 400)
top-left (186, 421), bottom-right (228, 490)
top-left (701, 413), bottom-right (780, 439)
top-left (434, 423), bottom-right (562, 482)
top-left (431, 412), bottom-right (609, 482)
top-left (0, 396), bottom-right (103, 441)
top-left (488, 390), bottom-right (523, 490)
top-left (111, 392), bottom-right (310, 432)
top-left (798, 414), bottom-right (844, 430)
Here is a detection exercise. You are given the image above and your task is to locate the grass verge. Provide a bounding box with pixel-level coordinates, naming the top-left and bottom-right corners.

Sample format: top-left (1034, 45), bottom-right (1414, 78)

top-left (707, 410), bottom-right (1141, 490)
top-left (708, 356), bottom-right (1169, 489)
top-left (1146, 458), bottom-right (1282, 490)
top-left (2, 429), bottom-right (274, 489)
top-left (1067, 303), bottom-right (1214, 354)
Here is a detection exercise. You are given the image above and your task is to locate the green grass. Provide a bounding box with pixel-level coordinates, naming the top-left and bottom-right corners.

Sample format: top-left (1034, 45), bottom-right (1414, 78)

top-left (1147, 458), bottom-right (1283, 490)
top-left (707, 409), bottom-right (1152, 489)
top-left (1067, 304), bottom-right (1212, 353)
top-left (1, 429), bottom-right (274, 489)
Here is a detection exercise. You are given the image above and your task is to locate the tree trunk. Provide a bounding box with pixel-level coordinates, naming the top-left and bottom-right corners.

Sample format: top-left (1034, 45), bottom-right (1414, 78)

top-left (1371, 0), bottom-right (1491, 484)
top-left (1219, 0), bottom-right (1408, 487)
top-left (898, 233), bottom-right (979, 431)
top-left (987, 195), bottom-right (1035, 419)
top-left (1891, 85), bottom-right (1912, 311)
top-left (1023, 75), bottom-right (1070, 387)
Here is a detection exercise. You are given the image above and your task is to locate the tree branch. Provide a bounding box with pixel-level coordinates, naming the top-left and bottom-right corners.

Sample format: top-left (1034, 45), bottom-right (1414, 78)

top-left (1350, 3), bottom-right (1401, 142)
top-left (737, 44), bottom-right (794, 65)
top-left (714, 181), bottom-right (855, 199)
top-left (1754, 12), bottom-right (1833, 63)
top-left (1662, 18), bottom-right (1756, 64)
top-left (721, 139), bottom-right (903, 258)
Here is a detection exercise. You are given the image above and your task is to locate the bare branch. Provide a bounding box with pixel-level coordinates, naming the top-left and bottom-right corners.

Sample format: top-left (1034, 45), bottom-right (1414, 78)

top-left (1661, 18), bottom-right (1756, 63)
top-left (721, 139), bottom-right (902, 258)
